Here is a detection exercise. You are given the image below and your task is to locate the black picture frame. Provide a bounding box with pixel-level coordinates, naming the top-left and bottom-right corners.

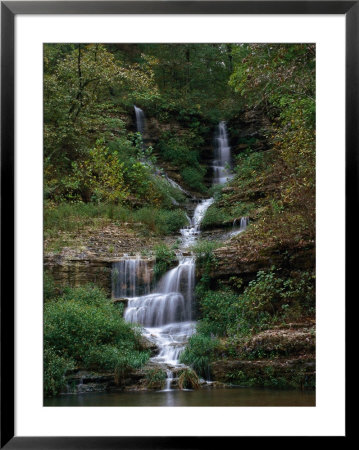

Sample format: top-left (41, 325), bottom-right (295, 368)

top-left (1, 1), bottom-right (352, 447)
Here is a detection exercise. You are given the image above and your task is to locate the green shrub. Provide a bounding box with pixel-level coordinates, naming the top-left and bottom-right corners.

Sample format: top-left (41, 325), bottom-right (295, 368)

top-left (191, 240), bottom-right (221, 268)
top-left (43, 285), bottom-right (150, 396)
top-left (157, 209), bottom-right (188, 234)
top-left (44, 347), bottom-right (74, 397)
top-left (154, 244), bottom-right (177, 279)
top-left (44, 272), bottom-right (56, 302)
top-left (180, 166), bottom-right (206, 193)
top-left (178, 368), bottom-right (200, 390)
top-left (145, 367), bottom-right (167, 389)
top-left (180, 331), bottom-right (220, 379)
top-left (201, 205), bottom-right (232, 230)
top-left (199, 288), bottom-right (239, 336)
top-left (60, 284), bottom-right (111, 308)
top-left (230, 268), bottom-right (315, 335)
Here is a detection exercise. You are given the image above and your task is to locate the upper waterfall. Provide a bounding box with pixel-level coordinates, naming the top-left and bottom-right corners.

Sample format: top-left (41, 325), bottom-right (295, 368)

top-left (213, 121), bottom-right (233, 185)
top-left (134, 105), bottom-right (146, 135)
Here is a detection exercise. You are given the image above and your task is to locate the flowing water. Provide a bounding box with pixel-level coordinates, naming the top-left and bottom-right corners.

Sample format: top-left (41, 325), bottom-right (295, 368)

top-left (213, 121), bottom-right (233, 185)
top-left (227, 217), bottom-right (250, 238)
top-left (134, 105), bottom-right (146, 135)
top-left (112, 257), bottom-right (151, 298)
top-left (112, 122), bottom-right (233, 391)
top-left (119, 199), bottom-right (215, 389)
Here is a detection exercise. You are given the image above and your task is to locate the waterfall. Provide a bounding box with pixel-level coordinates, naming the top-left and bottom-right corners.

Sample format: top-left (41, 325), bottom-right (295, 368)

top-left (229, 217), bottom-right (249, 238)
top-left (213, 121), bottom-right (233, 185)
top-left (124, 257), bottom-right (194, 327)
top-left (134, 105), bottom-right (145, 135)
top-left (111, 198), bottom-right (214, 382)
top-left (240, 217), bottom-right (249, 231)
top-left (112, 257), bottom-right (151, 298)
top-left (111, 120), bottom-right (237, 389)
top-left (123, 256), bottom-right (196, 368)
top-left (180, 198), bottom-right (214, 248)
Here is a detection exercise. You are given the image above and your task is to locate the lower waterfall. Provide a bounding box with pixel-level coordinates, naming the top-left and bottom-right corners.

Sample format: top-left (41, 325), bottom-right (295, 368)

top-left (112, 199), bottom-right (214, 388)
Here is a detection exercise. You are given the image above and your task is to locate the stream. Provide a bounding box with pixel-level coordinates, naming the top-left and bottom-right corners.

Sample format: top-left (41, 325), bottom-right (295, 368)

top-left (45, 387), bottom-right (315, 407)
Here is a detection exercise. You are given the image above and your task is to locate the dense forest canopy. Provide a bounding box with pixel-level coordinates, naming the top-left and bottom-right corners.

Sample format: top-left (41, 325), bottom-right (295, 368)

top-left (44, 43), bottom-right (314, 206)
top-left (44, 43), bottom-right (315, 397)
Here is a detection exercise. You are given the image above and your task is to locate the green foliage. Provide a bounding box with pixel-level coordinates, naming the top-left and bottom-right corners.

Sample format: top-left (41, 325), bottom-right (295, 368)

top-left (44, 272), bottom-right (56, 302)
top-left (230, 44), bottom-right (315, 240)
top-left (234, 150), bottom-right (268, 181)
top-left (135, 208), bottom-right (188, 235)
top-left (178, 368), bottom-right (200, 390)
top-left (199, 288), bottom-right (240, 336)
top-left (201, 205), bottom-right (232, 229)
top-left (69, 140), bottom-right (128, 203)
top-left (44, 285), bottom-right (150, 396)
top-left (154, 244), bottom-right (177, 278)
top-left (157, 130), bottom-right (207, 193)
top-left (44, 347), bottom-right (74, 397)
top-left (179, 330), bottom-right (220, 379)
top-left (44, 202), bottom-right (188, 241)
top-left (145, 367), bottom-right (167, 389)
top-left (188, 268), bottom-right (315, 359)
top-left (191, 240), bottom-right (221, 271)
top-left (140, 43), bottom-right (236, 119)
top-left (180, 167), bottom-right (206, 193)
top-left (234, 269), bottom-right (315, 334)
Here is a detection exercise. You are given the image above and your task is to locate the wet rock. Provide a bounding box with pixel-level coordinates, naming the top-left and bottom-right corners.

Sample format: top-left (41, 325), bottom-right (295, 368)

top-left (138, 336), bottom-right (159, 356)
top-left (112, 297), bottom-right (128, 307)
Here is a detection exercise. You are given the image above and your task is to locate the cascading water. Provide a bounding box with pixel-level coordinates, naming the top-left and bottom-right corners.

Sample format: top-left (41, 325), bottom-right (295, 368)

top-left (112, 199), bottom-right (213, 390)
top-left (112, 257), bottom-right (151, 298)
top-left (213, 121), bottom-right (233, 185)
top-left (112, 119), bottom-right (240, 391)
top-left (228, 217), bottom-right (249, 238)
top-left (134, 105), bottom-right (146, 135)
top-left (180, 198), bottom-right (214, 248)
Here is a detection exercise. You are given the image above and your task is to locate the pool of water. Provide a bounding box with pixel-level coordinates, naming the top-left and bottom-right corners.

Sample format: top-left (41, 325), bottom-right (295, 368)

top-left (44, 387), bottom-right (315, 407)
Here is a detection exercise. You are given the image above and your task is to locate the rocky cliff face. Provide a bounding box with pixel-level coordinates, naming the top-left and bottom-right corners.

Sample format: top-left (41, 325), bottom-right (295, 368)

top-left (44, 223), bottom-right (158, 296)
top-left (212, 240), bottom-right (315, 283)
top-left (210, 323), bottom-right (315, 389)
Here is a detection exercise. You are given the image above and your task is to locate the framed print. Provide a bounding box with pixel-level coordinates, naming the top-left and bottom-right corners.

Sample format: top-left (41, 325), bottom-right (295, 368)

top-left (1, 1), bottom-right (352, 446)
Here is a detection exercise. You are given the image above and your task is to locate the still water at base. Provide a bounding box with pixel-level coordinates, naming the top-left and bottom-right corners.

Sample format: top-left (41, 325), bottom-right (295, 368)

top-left (44, 388), bottom-right (315, 407)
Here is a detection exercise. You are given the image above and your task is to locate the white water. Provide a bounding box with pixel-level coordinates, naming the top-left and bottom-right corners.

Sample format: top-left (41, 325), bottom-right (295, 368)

top-left (113, 199), bottom-right (213, 390)
top-left (180, 198), bottom-right (214, 248)
top-left (134, 105), bottom-right (145, 135)
top-left (164, 175), bottom-right (191, 198)
top-left (112, 257), bottom-right (151, 298)
top-left (213, 121), bottom-right (233, 185)
top-left (123, 201), bottom-right (214, 364)
top-left (113, 119), bottom-right (239, 390)
top-left (228, 217), bottom-right (249, 238)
